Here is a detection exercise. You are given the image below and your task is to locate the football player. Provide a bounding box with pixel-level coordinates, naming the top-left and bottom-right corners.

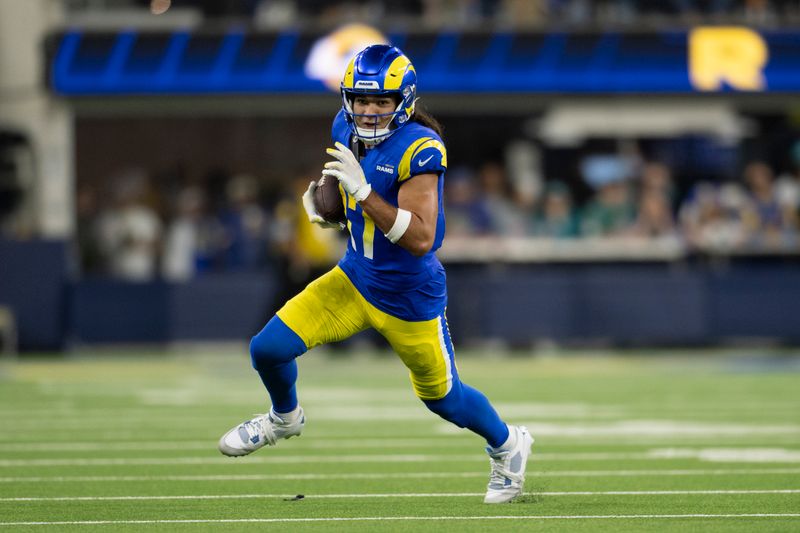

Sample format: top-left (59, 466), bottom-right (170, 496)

top-left (218, 44), bottom-right (533, 504)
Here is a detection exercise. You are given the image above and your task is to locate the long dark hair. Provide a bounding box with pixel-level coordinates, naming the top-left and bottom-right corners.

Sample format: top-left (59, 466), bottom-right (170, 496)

top-left (411, 101), bottom-right (444, 139)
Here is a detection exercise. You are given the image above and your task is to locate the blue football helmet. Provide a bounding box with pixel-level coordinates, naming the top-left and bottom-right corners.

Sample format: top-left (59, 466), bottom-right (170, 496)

top-left (341, 44), bottom-right (417, 144)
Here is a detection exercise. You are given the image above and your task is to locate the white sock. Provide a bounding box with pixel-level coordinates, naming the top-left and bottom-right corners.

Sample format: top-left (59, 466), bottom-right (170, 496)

top-left (493, 424), bottom-right (517, 452)
top-left (272, 405), bottom-right (301, 424)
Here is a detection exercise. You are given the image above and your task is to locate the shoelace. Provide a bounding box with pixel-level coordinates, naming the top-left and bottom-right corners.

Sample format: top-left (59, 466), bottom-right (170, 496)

top-left (242, 414), bottom-right (278, 446)
top-left (487, 453), bottom-right (524, 486)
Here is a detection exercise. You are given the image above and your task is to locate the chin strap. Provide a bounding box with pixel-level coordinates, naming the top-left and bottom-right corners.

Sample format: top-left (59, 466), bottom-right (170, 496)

top-left (355, 127), bottom-right (392, 145)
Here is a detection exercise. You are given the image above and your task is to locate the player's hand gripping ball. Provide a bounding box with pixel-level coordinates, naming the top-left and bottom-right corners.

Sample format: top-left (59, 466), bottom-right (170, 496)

top-left (323, 142), bottom-right (372, 202)
top-left (301, 176), bottom-right (345, 229)
top-left (313, 174), bottom-right (346, 224)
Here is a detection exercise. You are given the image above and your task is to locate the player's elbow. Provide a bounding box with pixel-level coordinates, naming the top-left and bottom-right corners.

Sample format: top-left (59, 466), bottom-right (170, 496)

top-left (406, 236), bottom-right (434, 257)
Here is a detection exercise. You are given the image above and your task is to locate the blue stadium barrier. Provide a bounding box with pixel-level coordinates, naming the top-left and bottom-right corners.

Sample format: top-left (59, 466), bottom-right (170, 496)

top-left (72, 274), bottom-right (273, 343)
top-left (575, 266), bottom-right (708, 344)
top-left (0, 239), bottom-right (69, 351)
top-left (70, 279), bottom-right (170, 343)
top-left (4, 240), bottom-right (800, 349)
top-left (445, 263), bottom-right (711, 346)
top-left (168, 274), bottom-right (273, 340)
top-left (57, 262), bottom-right (800, 347)
top-left (708, 263), bottom-right (800, 342)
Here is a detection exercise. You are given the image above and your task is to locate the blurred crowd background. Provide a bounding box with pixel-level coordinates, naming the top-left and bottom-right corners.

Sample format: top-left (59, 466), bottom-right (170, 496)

top-left (69, 132), bottom-right (800, 281)
top-left (3, 0), bottom-right (800, 350)
top-left (63, 0), bottom-right (800, 28)
top-left (0, 0), bottom-right (797, 284)
top-left (1, 0), bottom-right (799, 283)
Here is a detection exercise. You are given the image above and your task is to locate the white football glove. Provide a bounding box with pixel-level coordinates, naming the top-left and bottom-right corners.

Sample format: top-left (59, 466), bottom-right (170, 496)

top-left (301, 181), bottom-right (344, 230)
top-left (322, 142), bottom-right (372, 202)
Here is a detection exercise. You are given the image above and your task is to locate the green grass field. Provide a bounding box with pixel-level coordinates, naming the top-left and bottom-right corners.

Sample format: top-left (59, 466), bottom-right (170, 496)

top-left (1, 347), bottom-right (799, 532)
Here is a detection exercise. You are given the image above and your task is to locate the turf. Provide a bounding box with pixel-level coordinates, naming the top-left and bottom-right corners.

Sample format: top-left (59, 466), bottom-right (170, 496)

top-left (0, 347), bottom-right (799, 532)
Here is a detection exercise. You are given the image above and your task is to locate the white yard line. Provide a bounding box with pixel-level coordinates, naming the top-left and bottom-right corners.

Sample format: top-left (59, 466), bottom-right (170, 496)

top-left (2, 489), bottom-right (800, 503)
top-left (0, 455), bottom-right (474, 467)
top-left (3, 468), bottom-right (800, 483)
top-left (2, 436), bottom-right (800, 452)
top-left (3, 448), bottom-right (800, 467)
top-left (1, 514), bottom-right (799, 526)
top-left (0, 455), bottom-right (544, 467)
top-left (0, 439), bottom-right (473, 452)
top-left (4, 419), bottom-right (800, 436)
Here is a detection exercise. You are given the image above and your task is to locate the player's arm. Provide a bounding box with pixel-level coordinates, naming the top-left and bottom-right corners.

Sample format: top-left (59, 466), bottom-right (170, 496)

top-left (323, 142), bottom-right (438, 256)
top-left (358, 174), bottom-right (438, 256)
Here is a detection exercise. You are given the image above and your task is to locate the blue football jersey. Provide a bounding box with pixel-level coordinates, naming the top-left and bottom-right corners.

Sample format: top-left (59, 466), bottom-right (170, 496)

top-left (331, 110), bottom-right (448, 321)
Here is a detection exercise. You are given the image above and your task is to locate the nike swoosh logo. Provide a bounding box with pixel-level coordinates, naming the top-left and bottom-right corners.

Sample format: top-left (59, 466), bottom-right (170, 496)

top-left (418, 154), bottom-right (435, 167)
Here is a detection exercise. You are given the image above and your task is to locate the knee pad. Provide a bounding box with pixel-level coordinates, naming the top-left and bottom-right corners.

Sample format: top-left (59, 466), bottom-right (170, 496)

top-left (250, 316), bottom-right (306, 370)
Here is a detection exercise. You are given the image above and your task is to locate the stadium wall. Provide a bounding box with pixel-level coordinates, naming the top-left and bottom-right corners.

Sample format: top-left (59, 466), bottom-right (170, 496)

top-left (445, 262), bottom-right (800, 347)
top-left (2, 240), bottom-right (799, 350)
top-left (0, 240), bottom-right (70, 351)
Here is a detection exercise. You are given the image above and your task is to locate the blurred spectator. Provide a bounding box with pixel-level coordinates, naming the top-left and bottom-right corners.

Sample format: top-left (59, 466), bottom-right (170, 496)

top-left (496, 0), bottom-right (548, 27)
top-left (547, 0), bottom-right (591, 25)
top-left (630, 190), bottom-right (677, 238)
top-left (532, 180), bottom-right (578, 238)
top-left (743, 0), bottom-right (777, 24)
top-left (718, 182), bottom-right (751, 249)
top-left (443, 167), bottom-right (493, 237)
top-left (477, 162), bottom-right (529, 236)
top-left (162, 185), bottom-right (226, 281)
top-left (741, 161), bottom-right (799, 248)
top-left (680, 181), bottom-right (754, 252)
top-left (579, 154), bottom-right (637, 237)
top-left (626, 161), bottom-right (678, 238)
top-left (253, 0), bottom-right (298, 28)
top-left (775, 139), bottom-right (800, 218)
top-left (421, 0), bottom-right (489, 28)
top-left (504, 140), bottom-right (544, 215)
top-left (75, 184), bottom-right (103, 274)
top-left (218, 174), bottom-right (271, 271)
top-left (580, 180), bottom-right (636, 237)
top-left (679, 181), bottom-right (721, 249)
top-left (267, 174), bottom-right (343, 316)
top-left (96, 168), bottom-right (162, 280)
top-left (639, 162), bottom-right (675, 205)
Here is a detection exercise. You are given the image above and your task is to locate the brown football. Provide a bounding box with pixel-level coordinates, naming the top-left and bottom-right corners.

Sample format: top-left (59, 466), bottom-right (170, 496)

top-left (313, 174), bottom-right (346, 224)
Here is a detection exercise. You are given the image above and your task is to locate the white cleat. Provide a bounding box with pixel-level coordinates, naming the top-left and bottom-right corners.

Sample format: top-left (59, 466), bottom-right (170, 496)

top-left (218, 407), bottom-right (304, 457)
top-left (483, 425), bottom-right (534, 503)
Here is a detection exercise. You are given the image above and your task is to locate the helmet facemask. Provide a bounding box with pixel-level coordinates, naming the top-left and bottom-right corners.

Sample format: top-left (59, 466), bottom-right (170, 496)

top-left (341, 91), bottom-right (414, 145)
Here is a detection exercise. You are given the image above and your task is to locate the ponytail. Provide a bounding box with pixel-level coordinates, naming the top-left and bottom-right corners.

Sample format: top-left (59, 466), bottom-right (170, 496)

top-left (411, 102), bottom-right (444, 139)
